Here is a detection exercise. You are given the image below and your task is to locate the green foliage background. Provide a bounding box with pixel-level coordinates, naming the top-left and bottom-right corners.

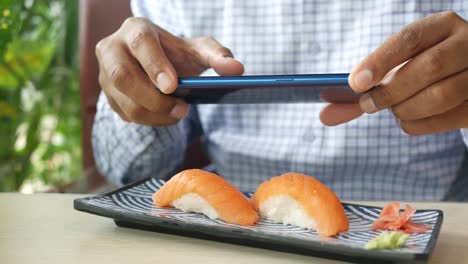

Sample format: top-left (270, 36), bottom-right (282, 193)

top-left (0, 0), bottom-right (81, 192)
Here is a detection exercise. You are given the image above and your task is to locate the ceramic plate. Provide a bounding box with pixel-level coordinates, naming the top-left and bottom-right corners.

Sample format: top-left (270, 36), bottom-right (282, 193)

top-left (74, 177), bottom-right (443, 263)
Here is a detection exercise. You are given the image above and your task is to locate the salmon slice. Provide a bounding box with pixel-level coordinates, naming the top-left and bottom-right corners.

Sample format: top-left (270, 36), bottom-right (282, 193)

top-left (153, 169), bottom-right (259, 226)
top-left (250, 172), bottom-right (349, 237)
top-left (372, 202), bottom-right (431, 234)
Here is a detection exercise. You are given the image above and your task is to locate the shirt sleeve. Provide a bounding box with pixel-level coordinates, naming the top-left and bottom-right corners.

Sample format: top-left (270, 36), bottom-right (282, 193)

top-left (91, 1), bottom-right (197, 186)
top-left (92, 92), bottom-right (202, 186)
top-left (461, 129), bottom-right (468, 148)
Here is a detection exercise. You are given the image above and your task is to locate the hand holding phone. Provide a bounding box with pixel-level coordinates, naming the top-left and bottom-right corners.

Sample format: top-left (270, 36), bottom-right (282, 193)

top-left (96, 17), bottom-right (244, 126)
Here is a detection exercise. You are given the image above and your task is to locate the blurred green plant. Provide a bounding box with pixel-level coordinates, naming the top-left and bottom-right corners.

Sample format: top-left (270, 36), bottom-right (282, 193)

top-left (0, 0), bottom-right (81, 192)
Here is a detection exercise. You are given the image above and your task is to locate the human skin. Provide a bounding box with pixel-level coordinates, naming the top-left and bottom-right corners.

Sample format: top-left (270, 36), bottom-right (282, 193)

top-left (98, 12), bottom-right (467, 136)
top-left (95, 17), bottom-right (244, 126)
top-left (320, 11), bottom-right (468, 135)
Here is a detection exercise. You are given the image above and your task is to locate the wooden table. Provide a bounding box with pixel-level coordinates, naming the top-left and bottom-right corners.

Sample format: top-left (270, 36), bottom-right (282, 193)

top-left (1, 193), bottom-right (467, 264)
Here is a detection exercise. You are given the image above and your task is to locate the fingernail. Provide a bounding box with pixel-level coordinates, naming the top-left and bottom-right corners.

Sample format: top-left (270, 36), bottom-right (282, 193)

top-left (156, 72), bottom-right (173, 94)
top-left (353, 69), bottom-right (373, 91)
top-left (170, 102), bottom-right (189, 119)
top-left (359, 93), bottom-right (378, 113)
top-left (219, 57), bottom-right (237, 64)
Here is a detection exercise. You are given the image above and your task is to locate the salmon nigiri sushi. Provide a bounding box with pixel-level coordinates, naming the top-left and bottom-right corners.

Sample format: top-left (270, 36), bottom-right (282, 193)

top-left (250, 172), bottom-right (349, 237)
top-left (153, 169), bottom-right (259, 226)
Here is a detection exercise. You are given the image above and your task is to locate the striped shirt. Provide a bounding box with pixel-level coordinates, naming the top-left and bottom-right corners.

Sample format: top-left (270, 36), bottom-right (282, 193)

top-left (93, 0), bottom-right (468, 201)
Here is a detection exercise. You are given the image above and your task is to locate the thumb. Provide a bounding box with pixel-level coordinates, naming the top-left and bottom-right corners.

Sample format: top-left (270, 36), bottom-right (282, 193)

top-left (320, 103), bottom-right (364, 126)
top-left (188, 37), bottom-right (245, 76)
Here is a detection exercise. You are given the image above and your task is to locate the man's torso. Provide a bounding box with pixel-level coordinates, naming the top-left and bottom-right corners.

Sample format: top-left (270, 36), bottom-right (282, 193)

top-left (132, 0), bottom-right (468, 200)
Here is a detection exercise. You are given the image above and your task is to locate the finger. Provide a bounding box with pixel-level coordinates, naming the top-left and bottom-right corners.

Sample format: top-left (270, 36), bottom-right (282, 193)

top-left (360, 30), bottom-right (468, 113)
top-left (349, 11), bottom-right (464, 92)
top-left (110, 86), bottom-right (188, 126)
top-left (391, 69), bottom-right (468, 121)
top-left (98, 64), bottom-right (130, 121)
top-left (122, 17), bottom-right (178, 94)
top-left (319, 104), bottom-right (364, 126)
top-left (399, 101), bottom-right (468, 136)
top-left (99, 43), bottom-right (188, 118)
top-left (186, 37), bottom-right (245, 76)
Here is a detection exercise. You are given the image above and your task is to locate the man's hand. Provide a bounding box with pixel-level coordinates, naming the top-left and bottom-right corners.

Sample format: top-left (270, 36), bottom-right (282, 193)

top-left (96, 17), bottom-right (244, 126)
top-left (321, 11), bottom-right (468, 135)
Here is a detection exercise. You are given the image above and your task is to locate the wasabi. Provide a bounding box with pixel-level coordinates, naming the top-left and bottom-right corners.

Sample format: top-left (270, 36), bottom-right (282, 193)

top-left (365, 231), bottom-right (410, 250)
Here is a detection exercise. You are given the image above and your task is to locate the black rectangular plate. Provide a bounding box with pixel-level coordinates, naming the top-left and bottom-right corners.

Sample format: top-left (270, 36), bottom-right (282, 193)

top-left (74, 177), bottom-right (443, 264)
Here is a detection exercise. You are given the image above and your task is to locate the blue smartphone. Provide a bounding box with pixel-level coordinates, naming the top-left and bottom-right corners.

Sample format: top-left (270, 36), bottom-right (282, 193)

top-left (170, 73), bottom-right (359, 104)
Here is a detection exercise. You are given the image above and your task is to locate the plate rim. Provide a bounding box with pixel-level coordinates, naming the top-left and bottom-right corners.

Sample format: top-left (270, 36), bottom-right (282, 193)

top-left (74, 177), bottom-right (444, 263)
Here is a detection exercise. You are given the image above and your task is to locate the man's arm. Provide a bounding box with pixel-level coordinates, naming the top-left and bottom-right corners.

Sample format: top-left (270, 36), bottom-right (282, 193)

top-left (92, 93), bottom-right (197, 186)
top-left (321, 11), bottom-right (468, 136)
top-left (91, 11), bottom-right (244, 185)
